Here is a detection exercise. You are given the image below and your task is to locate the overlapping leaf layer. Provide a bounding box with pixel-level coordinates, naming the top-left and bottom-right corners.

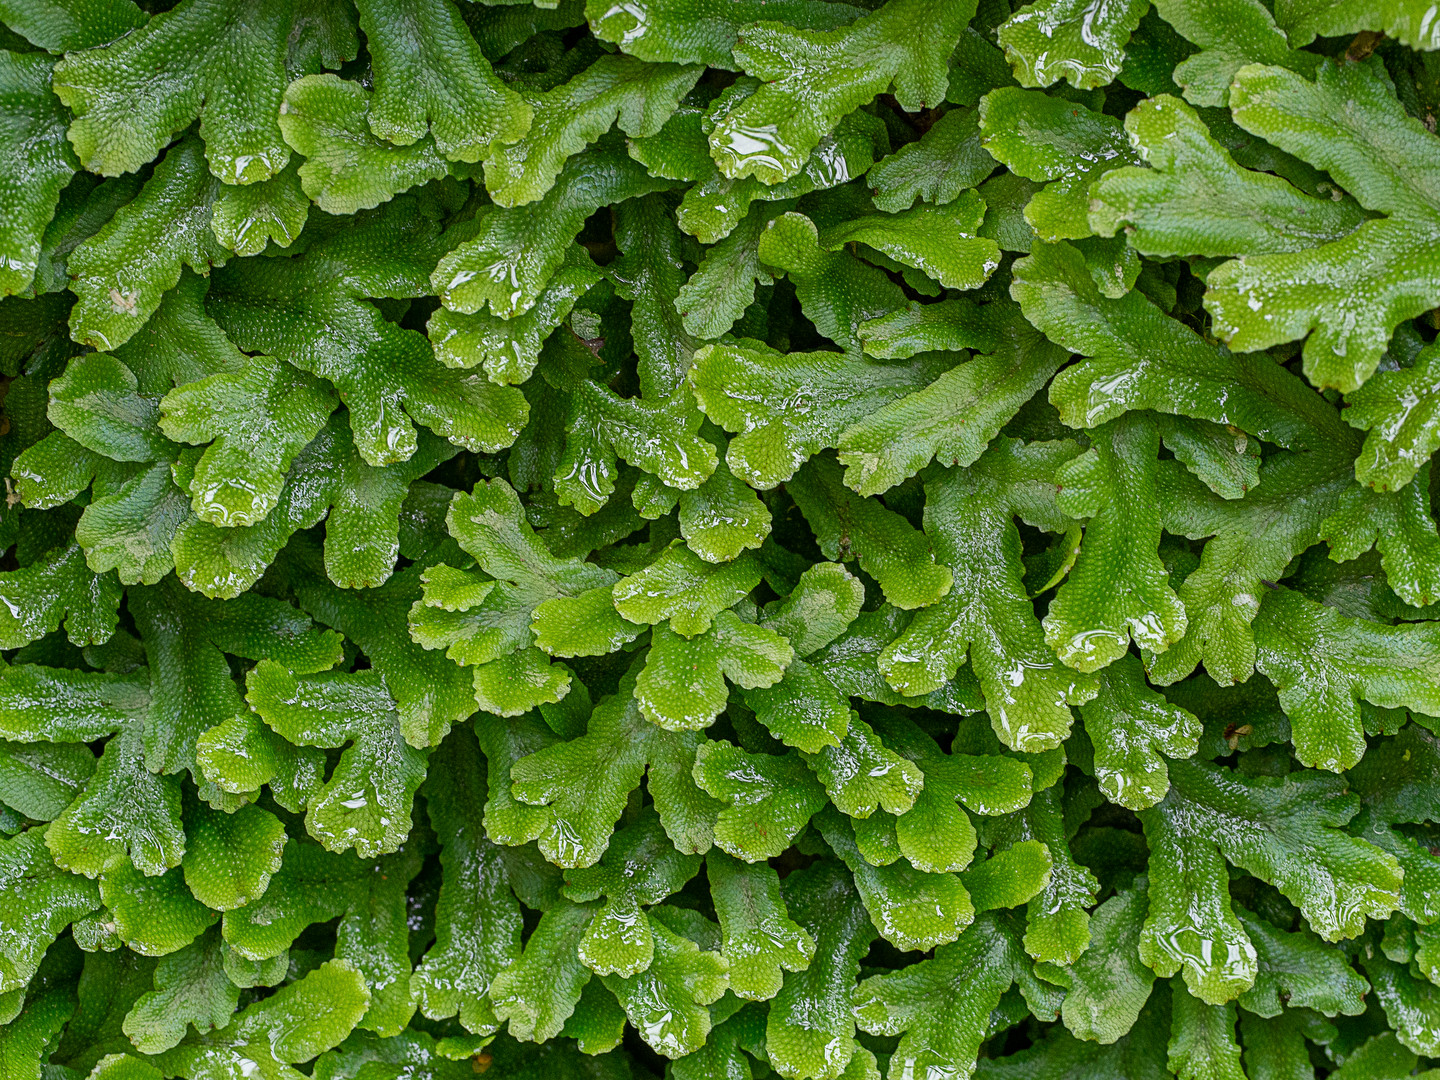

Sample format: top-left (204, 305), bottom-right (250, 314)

top-left (2, 0), bottom-right (1440, 1076)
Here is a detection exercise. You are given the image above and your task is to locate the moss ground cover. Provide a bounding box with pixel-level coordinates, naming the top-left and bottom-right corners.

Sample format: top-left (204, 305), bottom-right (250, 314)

top-left (2, 0), bottom-right (1440, 1076)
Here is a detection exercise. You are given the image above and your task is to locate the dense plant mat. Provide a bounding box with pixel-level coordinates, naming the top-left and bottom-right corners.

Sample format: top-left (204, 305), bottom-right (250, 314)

top-left (2, 0), bottom-right (1440, 1076)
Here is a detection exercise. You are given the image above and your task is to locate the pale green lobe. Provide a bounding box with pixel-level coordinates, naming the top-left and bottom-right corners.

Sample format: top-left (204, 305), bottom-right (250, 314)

top-left (1168, 991), bottom-right (1245, 1080)
top-left (48, 725), bottom-right (186, 879)
top-left (195, 710), bottom-right (323, 812)
top-left (1367, 951), bottom-right (1440, 1056)
top-left (755, 211), bottom-right (906, 352)
top-left (867, 107), bottom-right (994, 214)
top-left (554, 377), bottom-right (718, 514)
top-left (488, 901), bottom-right (596, 1042)
top-left (0, 664), bottom-right (183, 878)
top-left (72, 463), bottom-right (186, 587)
top-left (12, 433), bottom-right (107, 513)
top-left (610, 194), bottom-right (699, 398)
top-left (158, 353), bottom-right (337, 528)
top-left (0, 829), bottom-right (99, 993)
top-left (173, 418), bottom-right (455, 598)
top-left (434, 138), bottom-right (674, 318)
top-left (599, 916), bottom-right (727, 1058)
top-left (670, 439), bottom-right (773, 563)
top-left (1044, 414), bottom-right (1187, 672)
top-left (1015, 239), bottom-right (1338, 450)
top-left (586, 0), bottom-right (862, 67)
top-left (469, 715), bottom-right (559, 850)
top-left (246, 661), bottom-right (429, 858)
top-left (0, 52), bottom-right (78, 298)
top-left (1079, 655), bottom-right (1201, 810)
top-left (742, 657), bottom-right (852, 754)
top-left (1093, 94), bottom-right (1365, 257)
top-left (878, 441), bottom-right (1096, 751)
top-left (0, 541), bottom-right (121, 649)
top-left (296, 565), bottom-right (478, 747)
top-left (51, 0), bottom-right (356, 182)
top-left (508, 664), bottom-right (717, 867)
top-left (412, 725), bottom-right (521, 1035)
top-left (743, 567), bottom-right (852, 743)
top-left (353, 0), bottom-right (529, 162)
top-left (128, 578), bottom-right (344, 778)
top-left (960, 840), bottom-right (1053, 912)
top-left (0, 662), bottom-right (148, 744)
top-left (672, 200), bottom-right (786, 340)
top-left (790, 454), bottom-right (952, 610)
top-left (122, 929), bottom-right (237, 1054)
top-left (870, 713), bottom-right (1034, 870)
top-left (220, 839), bottom-right (366, 960)
top-left (46, 351), bottom-right (173, 464)
top-left (708, 853), bottom-right (815, 1001)
top-left (0, 0), bottom-right (145, 51)
top-left (153, 959), bottom-right (369, 1076)
top-left (67, 136), bottom-right (226, 354)
top-left (820, 193), bottom-right (1001, 291)
top-left (1148, 758), bottom-right (1401, 949)
top-left (981, 785), bottom-right (1096, 964)
top-left (278, 75), bottom-right (448, 215)
top-left (408, 476), bottom-right (615, 709)
top-left (1148, 0), bottom-right (1312, 107)
top-left (484, 53), bottom-right (700, 207)
top-left (851, 738), bottom-right (972, 872)
top-left (532, 585), bottom-right (641, 659)
top-left (636, 614), bottom-right (792, 730)
top-left (690, 339), bottom-right (953, 490)
top-left (660, 100), bottom-right (886, 244)
top-left (838, 299), bottom-right (1067, 495)
top-left (766, 860), bottom-right (873, 1080)
top-left (692, 741), bottom-right (827, 860)
top-left (711, 0), bottom-right (971, 184)
top-left (0, 957), bottom-right (77, 1080)
top-left (1049, 880), bottom-right (1154, 1043)
top-left (1157, 415), bottom-right (1262, 501)
top-left (818, 808), bottom-right (973, 952)
top-left (429, 244), bottom-right (601, 384)
top-left (1235, 904), bottom-right (1367, 1018)
top-left (612, 542), bottom-right (757, 636)
top-left (0, 740), bottom-right (94, 822)
top-left (562, 809), bottom-right (701, 976)
top-left (210, 194), bottom-right (528, 467)
top-left (1322, 469), bottom-right (1440, 609)
top-left (971, 985), bottom-right (1172, 1076)
top-left (1254, 586), bottom-right (1440, 772)
top-left (1150, 449), bottom-right (1352, 686)
top-left (210, 160), bottom-right (308, 256)
top-left (978, 88), bottom-right (1140, 241)
top-left (1209, 218), bottom-right (1440, 395)
top-left (559, 978), bottom-right (627, 1055)
top-left (181, 801), bottom-right (285, 911)
top-left (1137, 789), bottom-right (1259, 1004)
top-left (760, 561), bottom-right (865, 658)
top-left (801, 713), bottom-right (922, 819)
top-left (1205, 58), bottom-right (1440, 393)
top-left (1346, 340), bottom-right (1440, 493)
top-left (100, 861), bottom-right (216, 955)
top-left (336, 844), bottom-right (422, 1036)
top-left (998, 0), bottom-right (1149, 90)
top-left (852, 912), bottom-right (1030, 1080)
top-left (1274, 0), bottom-right (1440, 49)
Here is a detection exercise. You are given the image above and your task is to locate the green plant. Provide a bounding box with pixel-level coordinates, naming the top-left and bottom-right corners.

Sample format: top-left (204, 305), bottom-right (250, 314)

top-left (1, 0), bottom-right (1439, 1076)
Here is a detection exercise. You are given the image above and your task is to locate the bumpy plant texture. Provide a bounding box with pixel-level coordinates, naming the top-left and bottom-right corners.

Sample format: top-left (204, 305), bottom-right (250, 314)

top-left (4, 0), bottom-right (1440, 1078)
